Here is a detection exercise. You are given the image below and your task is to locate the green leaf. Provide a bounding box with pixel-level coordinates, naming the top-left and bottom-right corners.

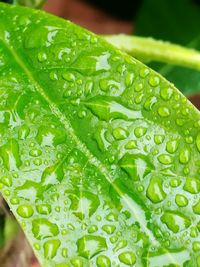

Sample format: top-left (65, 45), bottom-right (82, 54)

top-left (0, 3), bottom-right (200, 267)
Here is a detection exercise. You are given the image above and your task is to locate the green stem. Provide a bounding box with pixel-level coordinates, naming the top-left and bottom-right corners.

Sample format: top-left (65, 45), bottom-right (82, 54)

top-left (103, 34), bottom-right (200, 71)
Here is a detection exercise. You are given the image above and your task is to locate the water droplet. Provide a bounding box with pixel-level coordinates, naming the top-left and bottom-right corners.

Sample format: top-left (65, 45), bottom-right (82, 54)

top-left (0, 139), bottom-right (21, 170)
top-left (170, 178), bottom-right (181, 188)
top-left (49, 71), bottom-right (58, 81)
top-left (32, 218), bottom-right (59, 240)
top-left (36, 204), bottom-right (51, 215)
top-left (158, 154), bottom-right (173, 165)
top-left (62, 72), bottom-right (75, 82)
top-left (10, 197), bottom-right (19, 205)
top-left (88, 225), bottom-right (98, 233)
top-left (139, 68), bottom-right (149, 78)
top-left (175, 194), bottom-right (188, 207)
top-left (160, 87), bottom-right (173, 101)
top-left (166, 140), bottom-right (179, 154)
top-left (1, 176), bottom-right (12, 187)
top-left (179, 147), bottom-right (190, 164)
top-left (61, 248), bottom-right (68, 258)
top-left (154, 135), bottom-right (165, 144)
top-left (135, 82), bottom-right (143, 92)
top-left (77, 235), bottom-right (107, 259)
top-left (44, 239), bottom-right (61, 259)
top-left (190, 226), bottom-right (198, 239)
top-left (134, 126), bottom-right (147, 138)
top-left (193, 242), bottom-right (200, 252)
top-left (196, 133), bottom-right (200, 152)
top-left (78, 110), bottom-right (87, 119)
top-left (113, 239), bottom-right (127, 251)
top-left (38, 52), bottom-right (47, 62)
top-left (193, 200), bottom-right (200, 214)
top-left (96, 255), bottom-right (111, 267)
top-left (144, 96), bottom-right (157, 111)
top-left (125, 140), bottom-right (137, 149)
top-left (118, 251), bottom-right (136, 266)
top-left (85, 96), bottom-right (142, 121)
top-left (146, 177), bottom-right (166, 203)
top-left (99, 79), bottom-right (119, 91)
top-left (17, 204), bottom-right (33, 218)
top-left (113, 127), bottom-right (128, 140)
top-left (71, 257), bottom-right (83, 267)
top-left (125, 72), bottom-right (134, 86)
top-left (18, 125), bottom-right (30, 140)
top-left (157, 106), bottom-right (170, 117)
top-left (183, 177), bottom-right (200, 194)
top-left (119, 153), bottom-right (154, 181)
top-left (149, 76), bottom-right (160, 87)
top-left (161, 211), bottom-right (191, 233)
top-left (102, 224), bottom-right (116, 234)
top-left (29, 148), bottom-right (42, 157)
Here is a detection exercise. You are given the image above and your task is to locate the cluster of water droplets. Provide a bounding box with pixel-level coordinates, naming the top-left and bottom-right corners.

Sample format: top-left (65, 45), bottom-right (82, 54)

top-left (1, 4), bottom-right (200, 266)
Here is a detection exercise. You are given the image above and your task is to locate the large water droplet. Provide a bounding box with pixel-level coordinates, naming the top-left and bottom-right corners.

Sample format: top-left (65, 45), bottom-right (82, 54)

top-left (118, 251), bottom-right (136, 266)
top-left (158, 154), bottom-right (173, 165)
top-left (166, 140), bottom-right (179, 154)
top-left (96, 255), bottom-right (111, 267)
top-left (44, 239), bottom-right (61, 259)
top-left (146, 177), bottom-right (166, 203)
top-left (18, 125), bottom-right (30, 140)
top-left (71, 257), bottom-right (83, 267)
top-left (161, 211), bottom-right (191, 233)
top-left (1, 175), bottom-right (12, 187)
top-left (175, 194), bottom-right (188, 207)
top-left (85, 96), bottom-right (142, 121)
top-left (32, 218), bottom-right (59, 240)
top-left (0, 139), bottom-right (21, 170)
top-left (134, 126), bottom-right (147, 138)
top-left (119, 153), bottom-right (154, 181)
top-left (179, 147), bottom-right (190, 164)
top-left (77, 235), bottom-right (107, 259)
top-left (157, 106), bottom-right (170, 117)
top-left (36, 204), bottom-right (51, 215)
top-left (102, 224), bottom-right (116, 234)
top-left (193, 200), bottom-right (200, 214)
top-left (36, 126), bottom-right (66, 147)
top-left (183, 177), bottom-right (200, 194)
top-left (113, 127), bottom-right (128, 140)
top-left (160, 87), bottom-right (173, 101)
top-left (17, 204), bottom-right (33, 218)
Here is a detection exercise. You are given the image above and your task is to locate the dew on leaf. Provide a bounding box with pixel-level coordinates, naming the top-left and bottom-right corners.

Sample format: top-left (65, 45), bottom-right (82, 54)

top-left (134, 126), bottom-right (147, 138)
top-left (183, 177), bottom-right (200, 194)
top-left (193, 200), bottom-right (200, 214)
top-left (17, 204), bottom-right (34, 218)
top-left (119, 153), bottom-right (154, 181)
top-left (118, 251), bottom-right (136, 266)
top-left (113, 127), bottom-right (128, 140)
top-left (157, 106), bottom-right (170, 117)
top-left (161, 211), bottom-right (191, 233)
top-left (175, 194), bottom-right (188, 207)
top-left (179, 147), bottom-right (190, 164)
top-left (146, 177), bottom-right (166, 203)
top-left (158, 154), bottom-right (173, 165)
top-left (71, 257), bottom-right (83, 267)
top-left (149, 75), bottom-right (160, 87)
top-left (160, 87), bottom-right (173, 101)
top-left (43, 239), bottom-right (61, 260)
top-left (102, 224), bottom-right (116, 234)
top-left (77, 235), bottom-right (107, 259)
top-left (32, 218), bottom-right (59, 240)
top-left (96, 255), bottom-right (111, 267)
